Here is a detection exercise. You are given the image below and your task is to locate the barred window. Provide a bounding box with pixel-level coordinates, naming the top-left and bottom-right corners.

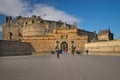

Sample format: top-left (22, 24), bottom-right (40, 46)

top-left (61, 35), bottom-right (68, 39)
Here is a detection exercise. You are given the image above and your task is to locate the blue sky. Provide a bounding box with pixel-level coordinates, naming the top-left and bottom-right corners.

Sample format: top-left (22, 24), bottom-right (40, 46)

top-left (0, 0), bottom-right (120, 39)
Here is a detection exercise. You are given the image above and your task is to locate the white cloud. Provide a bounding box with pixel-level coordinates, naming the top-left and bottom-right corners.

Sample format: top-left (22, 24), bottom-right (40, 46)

top-left (0, 0), bottom-right (81, 24)
top-left (0, 0), bottom-right (27, 16)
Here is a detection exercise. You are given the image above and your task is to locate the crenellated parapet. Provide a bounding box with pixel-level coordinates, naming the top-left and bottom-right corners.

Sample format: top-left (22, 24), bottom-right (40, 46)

top-left (2, 15), bottom-right (79, 41)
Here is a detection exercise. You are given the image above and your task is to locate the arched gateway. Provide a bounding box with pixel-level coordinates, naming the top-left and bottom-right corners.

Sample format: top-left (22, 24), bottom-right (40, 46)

top-left (61, 42), bottom-right (68, 51)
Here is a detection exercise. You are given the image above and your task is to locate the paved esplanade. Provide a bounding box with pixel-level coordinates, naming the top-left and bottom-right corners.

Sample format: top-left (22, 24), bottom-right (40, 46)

top-left (0, 54), bottom-right (120, 80)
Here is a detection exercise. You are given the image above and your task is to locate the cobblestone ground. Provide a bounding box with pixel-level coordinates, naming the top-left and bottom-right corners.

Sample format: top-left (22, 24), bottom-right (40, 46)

top-left (0, 54), bottom-right (120, 80)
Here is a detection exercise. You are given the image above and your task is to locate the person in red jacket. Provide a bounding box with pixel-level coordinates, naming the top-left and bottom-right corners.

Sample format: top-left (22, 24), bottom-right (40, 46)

top-left (64, 47), bottom-right (68, 54)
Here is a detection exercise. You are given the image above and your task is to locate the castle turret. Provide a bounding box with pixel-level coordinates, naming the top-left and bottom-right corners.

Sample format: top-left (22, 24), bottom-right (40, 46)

top-left (73, 22), bottom-right (77, 29)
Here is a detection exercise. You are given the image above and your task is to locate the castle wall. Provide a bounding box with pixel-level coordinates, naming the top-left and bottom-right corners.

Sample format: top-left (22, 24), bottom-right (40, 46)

top-left (22, 37), bottom-right (55, 52)
top-left (21, 34), bottom-right (88, 54)
top-left (98, 33), bottom-right (109, 41)
top-left (2, 24), bottom-right (10, 40)
top-left (11, 26), bottom-right (20, 40)
top-left (85, 39), bottom-right (120, 55)
top-left (22, 23), bottom-right (45, 36)
top-left (2, 23), bottom-right (21, 40)
top-left (0, 40), bottom-right (35, 56)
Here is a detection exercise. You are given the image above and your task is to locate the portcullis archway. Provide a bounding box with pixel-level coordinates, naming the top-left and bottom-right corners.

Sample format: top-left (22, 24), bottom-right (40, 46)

top-left (61, 42), bottom-right (68, 51)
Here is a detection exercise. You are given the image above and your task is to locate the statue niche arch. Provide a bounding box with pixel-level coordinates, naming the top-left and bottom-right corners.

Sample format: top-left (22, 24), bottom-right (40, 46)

top-left (61, 41), bottom-right (68, 51)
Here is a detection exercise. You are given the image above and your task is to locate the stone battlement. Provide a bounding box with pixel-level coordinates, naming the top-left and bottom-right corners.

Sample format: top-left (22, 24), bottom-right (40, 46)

top-left (85, 39), bottom-right (120, 55)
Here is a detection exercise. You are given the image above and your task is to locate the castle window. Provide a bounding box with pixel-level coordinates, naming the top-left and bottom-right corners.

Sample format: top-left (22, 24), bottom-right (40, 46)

top-left (26, 22), bottom-right (27, 25)
top-left (61, 35), bottom-right (68, 39)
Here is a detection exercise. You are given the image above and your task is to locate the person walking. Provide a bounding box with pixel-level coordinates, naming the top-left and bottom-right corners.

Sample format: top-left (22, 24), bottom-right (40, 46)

top-left (64, 47), bottom-right (68, 54)
top-left (86, 49), bottom-right (89, 55)
top-left (71, 46), bottom-right (76, 55)
top-left (55, 46), bottom-right (60, 58)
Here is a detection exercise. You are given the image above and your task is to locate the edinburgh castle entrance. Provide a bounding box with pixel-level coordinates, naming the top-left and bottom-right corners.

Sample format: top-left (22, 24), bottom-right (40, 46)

top-left (61, 42), bottom-right (68, 51)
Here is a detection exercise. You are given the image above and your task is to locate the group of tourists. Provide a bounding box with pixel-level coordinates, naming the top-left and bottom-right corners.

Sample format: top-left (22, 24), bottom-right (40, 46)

top-left (55, 46), bottom-right (76, 58)
top-left (55, 46), bottom-right (89, 58)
